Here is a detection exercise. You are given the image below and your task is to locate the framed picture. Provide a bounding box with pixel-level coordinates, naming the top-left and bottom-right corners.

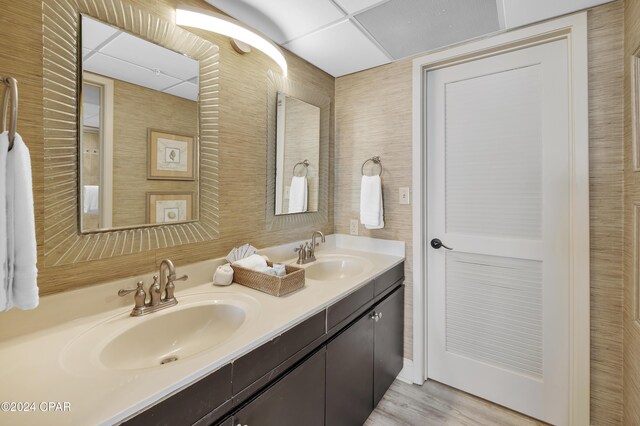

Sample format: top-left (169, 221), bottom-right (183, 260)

top-left (148, 129), bottom-right (196, 180)
top-left (147, 192), bottom-right (194, 224)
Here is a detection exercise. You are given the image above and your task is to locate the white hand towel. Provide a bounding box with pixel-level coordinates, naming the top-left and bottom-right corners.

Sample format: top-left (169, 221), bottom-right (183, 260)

top-left (3, 132), bottom-right (38, 311)
top-left (83, 185), bottom-right (99, 214)
top-left (288, 176), bottom-right (308, 213)
top-left (0, 133), bottom-right (7, 310)
top-left (360, 175), bottom-right (384, 230)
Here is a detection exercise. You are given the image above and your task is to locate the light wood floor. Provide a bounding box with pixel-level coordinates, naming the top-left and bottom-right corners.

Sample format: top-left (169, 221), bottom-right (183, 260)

top-left (366, 380), bottom-right (548, 426)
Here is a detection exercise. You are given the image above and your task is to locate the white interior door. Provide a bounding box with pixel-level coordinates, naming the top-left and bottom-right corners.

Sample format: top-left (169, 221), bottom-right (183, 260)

top-left (427, 39), bottom-right (570, 425)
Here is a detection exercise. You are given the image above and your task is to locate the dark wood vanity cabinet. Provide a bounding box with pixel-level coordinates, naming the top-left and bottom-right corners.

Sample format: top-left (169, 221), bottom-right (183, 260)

top-left (232, 348), bottom-right (326, 426)
top-left (326, 308), bottom-right (375, 426)
top-left (326, 285), bottom-right (405, 426)
top-left (373, 286), bottom-right (405, 406)
top-left (126, 262), bottom-right (404, 426)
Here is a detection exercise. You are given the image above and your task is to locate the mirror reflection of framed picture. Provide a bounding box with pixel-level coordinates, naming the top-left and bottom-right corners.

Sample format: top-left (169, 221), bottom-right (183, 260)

top-left (148, 129), bottom-right (195, 180)
top-left (147, 192), bottom-right (194, 224)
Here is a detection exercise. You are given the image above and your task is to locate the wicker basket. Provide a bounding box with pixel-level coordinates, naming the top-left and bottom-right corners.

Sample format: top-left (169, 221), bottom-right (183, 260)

top-left (231, 261), bottom-right (305, 297)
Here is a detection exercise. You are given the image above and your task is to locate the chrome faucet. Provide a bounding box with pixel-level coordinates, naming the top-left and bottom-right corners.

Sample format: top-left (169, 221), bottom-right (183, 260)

top-left (295, 231), bottom-right (325, 264)
top-left (118, 259), bottom-right (188, 317)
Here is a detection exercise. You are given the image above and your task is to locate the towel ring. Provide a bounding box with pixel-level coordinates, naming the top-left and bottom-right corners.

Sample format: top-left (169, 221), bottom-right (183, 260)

top-left (361, 156), bottom-right (382, 176)
top-left (293, 159), bottom-right (310, 177)
top-left (1, 77), bottom-right (18, 151)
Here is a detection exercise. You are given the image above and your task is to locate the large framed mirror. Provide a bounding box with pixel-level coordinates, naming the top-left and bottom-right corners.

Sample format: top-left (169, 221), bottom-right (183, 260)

top-left (266, 71), bottom-right (330, 230)
top-left (274, 92), bottom-right (321, 215)
top-left (42, 0), bottom-right (220, 266)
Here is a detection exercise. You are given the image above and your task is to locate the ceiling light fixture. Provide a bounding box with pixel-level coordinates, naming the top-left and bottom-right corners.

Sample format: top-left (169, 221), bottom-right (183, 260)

top-left (175, 8), bottom-right (288, 77)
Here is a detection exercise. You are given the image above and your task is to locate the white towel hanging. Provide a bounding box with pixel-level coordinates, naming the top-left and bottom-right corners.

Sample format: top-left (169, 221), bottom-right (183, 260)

top-left (0, 132), bottom-right (8, 310)
top-left (360, 175), bottom-right (384, 229)
top-left (288, 176), bottom-right (308, 213)
top-left (2, 132), bottom-right (38, 311)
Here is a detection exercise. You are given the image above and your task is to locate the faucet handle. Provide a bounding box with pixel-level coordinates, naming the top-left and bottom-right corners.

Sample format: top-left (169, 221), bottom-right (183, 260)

top-left (118, 280), bottom-right (144, 297)
top-left (119, 281), bottom-right (147, 309)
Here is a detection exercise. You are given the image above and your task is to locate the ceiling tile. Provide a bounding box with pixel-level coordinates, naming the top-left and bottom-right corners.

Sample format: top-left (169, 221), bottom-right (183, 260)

top-left (83, 53), bottom-right (181, 92)
top-left (206, 0), bottom-right (345, 44)
top-left (284, 20), bottom-right (390, 77)
top-left (333, 0), bottom-right (390, 14)
top-left (82, 16), bottom-right (119, 50)
top-left (355, 0), bottom-right (501, 60)
top-left (163, 82), bottom-right (199, 101)
top-left (501, 0), bottom-right (611, 28)
top-left (99, 32), bottom-right (199, 81)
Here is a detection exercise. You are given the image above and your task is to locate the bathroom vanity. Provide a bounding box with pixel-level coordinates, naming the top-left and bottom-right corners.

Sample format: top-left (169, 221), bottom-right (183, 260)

top-left (125, 262), bottom-right (404, 426)
top-left (0, 236), bottom-right (405, 426)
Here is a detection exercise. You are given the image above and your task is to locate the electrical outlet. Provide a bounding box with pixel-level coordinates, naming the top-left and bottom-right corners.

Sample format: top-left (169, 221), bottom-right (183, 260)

top-left (350, 219), bottom-right (359, 236)
top-left (399, 187), bottom-right (410, 205)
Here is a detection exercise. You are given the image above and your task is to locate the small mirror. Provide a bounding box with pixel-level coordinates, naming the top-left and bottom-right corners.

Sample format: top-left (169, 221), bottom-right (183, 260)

top-left (274, 92), bottom-right (320, 215)
top-left (80, 15), bottom-right (199, 232)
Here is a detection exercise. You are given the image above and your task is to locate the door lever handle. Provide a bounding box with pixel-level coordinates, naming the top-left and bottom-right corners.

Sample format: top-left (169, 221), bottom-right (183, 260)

top-left (430, 238), bottom-right (453, 250)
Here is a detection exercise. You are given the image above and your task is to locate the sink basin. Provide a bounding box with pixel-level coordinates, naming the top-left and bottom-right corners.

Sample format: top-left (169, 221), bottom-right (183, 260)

top-left (101, 303), bottom-right (245, 370)
top-left (304, 256), bottom-right (373, 281)
top-left (61, 292), bottom-right (259, 374)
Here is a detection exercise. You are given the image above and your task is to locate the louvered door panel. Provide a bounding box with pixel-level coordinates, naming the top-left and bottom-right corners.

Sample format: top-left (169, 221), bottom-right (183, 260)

top-left (445, 252), bottom-right (543, 377)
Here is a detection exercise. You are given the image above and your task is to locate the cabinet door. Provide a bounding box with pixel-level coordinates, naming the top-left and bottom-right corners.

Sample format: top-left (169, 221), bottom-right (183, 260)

top-left (326, 312), bottom-right (375, 426)
top-left (233, 348), bottom-right (325, 426)
top-left (373, 286), bottom-right (405, 406)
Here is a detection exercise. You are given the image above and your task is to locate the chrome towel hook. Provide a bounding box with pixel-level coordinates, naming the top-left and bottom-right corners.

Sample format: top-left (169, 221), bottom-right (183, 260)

top-left (361, 156), bottom-right (382, 176)
top-left (1, 76), bottom-right (18, 151)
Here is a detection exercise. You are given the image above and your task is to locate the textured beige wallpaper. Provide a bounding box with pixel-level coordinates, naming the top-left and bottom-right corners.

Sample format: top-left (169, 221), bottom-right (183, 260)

top-left (335, 60), bottom-right (414, 360)
top-left (624, 0), bottom-right (640, 423)
top-left (111, 79), bottom-right (198, 228)
top-left (334, 3), bottom-right (625, 424)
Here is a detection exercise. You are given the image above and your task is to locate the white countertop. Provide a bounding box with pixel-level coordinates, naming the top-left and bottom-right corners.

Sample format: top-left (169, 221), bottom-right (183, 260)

top-left (0, 235), bottom-right (404, 425)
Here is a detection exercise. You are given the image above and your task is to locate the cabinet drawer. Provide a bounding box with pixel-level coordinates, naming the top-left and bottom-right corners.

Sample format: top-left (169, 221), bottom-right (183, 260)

top-left (374, 263), bottom-right (404, 296)
top-left (327, 280), bottom-right (375, 330)
top-left (232, 310), bottom-right (326, 394)
top-left (123, 363), bottom-right (232, 426)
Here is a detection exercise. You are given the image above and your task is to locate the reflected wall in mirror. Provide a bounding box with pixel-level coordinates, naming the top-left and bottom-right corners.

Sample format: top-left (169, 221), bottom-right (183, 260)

top-left (266, 71), bottom-right (331, 231)
top-left (80, 16), bottom-right (199, 232)
top-left (275, 92), bottom-right (320, 215)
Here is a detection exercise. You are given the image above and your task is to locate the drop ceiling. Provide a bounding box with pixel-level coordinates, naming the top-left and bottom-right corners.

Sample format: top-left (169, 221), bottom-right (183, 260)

top-left (82, 16), bottom-right (199, 101)
top-left (207, 0), bottom-right (613, 77)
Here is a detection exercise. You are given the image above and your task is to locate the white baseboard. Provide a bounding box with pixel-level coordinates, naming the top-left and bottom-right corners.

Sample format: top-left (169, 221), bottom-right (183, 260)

top-left (397, 358), bottom-right (415, 384)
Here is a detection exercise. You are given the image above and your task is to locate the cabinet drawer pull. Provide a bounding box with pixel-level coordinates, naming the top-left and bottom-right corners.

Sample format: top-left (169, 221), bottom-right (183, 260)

top-left (370, 311), bottom-right (382, 322)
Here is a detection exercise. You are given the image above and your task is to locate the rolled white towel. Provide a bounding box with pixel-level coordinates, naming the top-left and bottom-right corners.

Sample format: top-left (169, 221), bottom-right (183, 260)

top-left (233, 254), bottom-right (268, 271)
top-left (273, 263), bottom-right (287, 277)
